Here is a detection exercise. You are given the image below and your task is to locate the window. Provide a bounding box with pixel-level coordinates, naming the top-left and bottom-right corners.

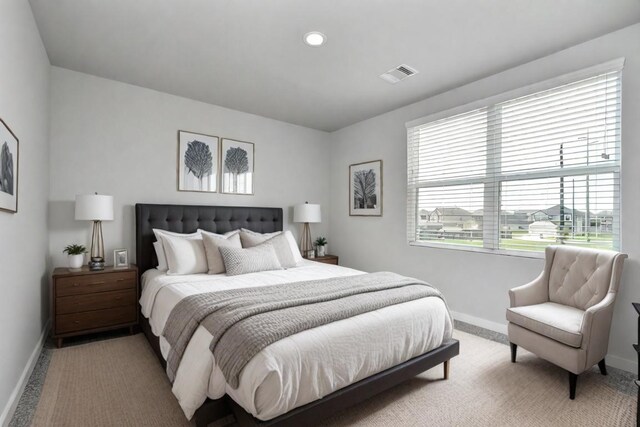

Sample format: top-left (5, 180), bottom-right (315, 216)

top-left (407, 60), bottom-right (622, 254)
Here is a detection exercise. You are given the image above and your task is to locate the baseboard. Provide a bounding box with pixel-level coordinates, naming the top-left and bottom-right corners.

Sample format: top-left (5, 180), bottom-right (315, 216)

top-left (451, 310), bottom-right (637, 374)
top-left (451, 310), bottom-right (508, 335)
top-left (0, 320), bottom-right (50, 427)
top-left (607, 354), bottom-right (637, 374)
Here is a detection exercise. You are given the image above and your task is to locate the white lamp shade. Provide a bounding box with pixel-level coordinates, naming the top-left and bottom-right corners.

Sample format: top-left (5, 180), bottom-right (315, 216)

top-left (75, 194), bottom-right (114, 221)
top-left (293, 203), bottom-right (321, 223)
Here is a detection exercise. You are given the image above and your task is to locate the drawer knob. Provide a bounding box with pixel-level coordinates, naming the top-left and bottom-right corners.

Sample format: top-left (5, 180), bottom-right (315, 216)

top-left (74, 320), bottom-right (80, 324)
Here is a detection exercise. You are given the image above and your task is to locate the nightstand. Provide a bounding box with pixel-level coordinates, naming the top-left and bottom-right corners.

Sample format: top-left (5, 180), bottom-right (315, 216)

top-left (51, 265), bottom-right (139, 347)
top-left (310, 255), bottom-right (339, 265)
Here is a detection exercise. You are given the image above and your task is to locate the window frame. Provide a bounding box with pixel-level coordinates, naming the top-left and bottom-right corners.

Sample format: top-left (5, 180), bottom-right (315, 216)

top-left (406, 58), bottom-right (624, 258)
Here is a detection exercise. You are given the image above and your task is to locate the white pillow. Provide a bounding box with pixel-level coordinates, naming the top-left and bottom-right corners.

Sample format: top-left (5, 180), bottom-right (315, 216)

top-left (256, 231), bottom-right (302, 268)
top-left (152, 229), bottom-right (201, 269)
top-left (153, 228), bottom-right (201, 241)
top-left (282, 230), bottom-right (303, 265)
top-left (162, 233), bottom-right (208, 275)
top-left (202, 232), bottom-right (242, 274)
top-left (219, 244), bottom-right (283, 276)
top-left (198, 229), bottom-right (239, 238)
top-left (153, 241), bottom-right (168, 271)
top-left (239, 229), bottom-right (282, 248)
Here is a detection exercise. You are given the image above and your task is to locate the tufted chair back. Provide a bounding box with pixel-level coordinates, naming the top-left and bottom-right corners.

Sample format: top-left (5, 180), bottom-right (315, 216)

top-left (547, 246), bottom-right (620, 310)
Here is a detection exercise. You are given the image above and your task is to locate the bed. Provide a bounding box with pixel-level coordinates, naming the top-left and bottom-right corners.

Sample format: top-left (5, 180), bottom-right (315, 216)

top-left (135, 203), bottom-right (459, 426)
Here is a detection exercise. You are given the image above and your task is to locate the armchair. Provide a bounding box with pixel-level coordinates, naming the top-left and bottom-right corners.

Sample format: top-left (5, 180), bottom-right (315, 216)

top-left (507, 245), bottom-right (627, 399)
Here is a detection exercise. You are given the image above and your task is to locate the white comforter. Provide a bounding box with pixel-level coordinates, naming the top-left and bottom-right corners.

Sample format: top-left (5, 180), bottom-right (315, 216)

top-left (140, 261), bottom-right (453, 421)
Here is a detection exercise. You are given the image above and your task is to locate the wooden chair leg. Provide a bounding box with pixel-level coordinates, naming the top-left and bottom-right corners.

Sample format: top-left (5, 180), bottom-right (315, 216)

top-left (598, 359), bottom-right (608, 376)
top-left (510, 343), bottom-right (517, 363)
top-left (569, 372), bottom-right (578, 400)
top-left (443, 360), bottom-right (450, 380)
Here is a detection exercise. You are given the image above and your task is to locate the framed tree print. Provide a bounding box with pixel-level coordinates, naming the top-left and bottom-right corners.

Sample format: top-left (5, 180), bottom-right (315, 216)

top-left (221, 138), bottom-right (254, 195)
top-left (0, 118), bottom-right (18, 213)
top-left (178, 130), bottom-right (219, 193)
top-left (349, 160), bottom-right (382, 216)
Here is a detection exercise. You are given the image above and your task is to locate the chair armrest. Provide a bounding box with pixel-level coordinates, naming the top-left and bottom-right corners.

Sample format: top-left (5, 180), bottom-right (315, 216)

top-left (509, 272), bottom-right (548, 308)
top-left (580, 292), bottom-right (616, 351)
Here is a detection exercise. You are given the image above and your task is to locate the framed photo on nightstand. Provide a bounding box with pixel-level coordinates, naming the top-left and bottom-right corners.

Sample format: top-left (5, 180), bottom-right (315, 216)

top-left (113, 249), bottom-right (129, 268)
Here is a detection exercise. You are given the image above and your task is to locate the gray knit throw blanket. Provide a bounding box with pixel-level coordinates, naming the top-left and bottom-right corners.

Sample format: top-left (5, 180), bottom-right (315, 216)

top-left (163, 271), bottom-right (449, 388)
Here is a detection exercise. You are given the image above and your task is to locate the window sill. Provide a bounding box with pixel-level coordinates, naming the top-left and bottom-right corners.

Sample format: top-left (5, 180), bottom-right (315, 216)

top-left (408, 241), bottom-right (545, 260)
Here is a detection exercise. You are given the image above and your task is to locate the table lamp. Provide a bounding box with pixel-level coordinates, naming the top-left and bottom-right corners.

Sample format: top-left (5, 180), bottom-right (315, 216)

top-left (75, 193), bottom-right (114, 270)
top-left (293, 202), bottom-right (321, 258)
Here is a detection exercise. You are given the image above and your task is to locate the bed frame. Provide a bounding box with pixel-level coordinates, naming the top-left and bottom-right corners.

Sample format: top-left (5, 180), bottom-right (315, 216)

top-left (135, 203), bottom-right (460, 427)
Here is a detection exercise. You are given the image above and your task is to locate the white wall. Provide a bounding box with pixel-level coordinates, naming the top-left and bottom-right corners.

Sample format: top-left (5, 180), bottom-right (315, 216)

top-left (329, 24), bottom-right (640, 372)
top-left (0, 1), bottom-right (51, 424)
top-left (48, 68), bottom-right (331, 268)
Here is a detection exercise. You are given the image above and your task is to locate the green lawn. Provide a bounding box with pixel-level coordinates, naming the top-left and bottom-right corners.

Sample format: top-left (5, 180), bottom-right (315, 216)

top-left (418, 231), bottom-right (613, 252)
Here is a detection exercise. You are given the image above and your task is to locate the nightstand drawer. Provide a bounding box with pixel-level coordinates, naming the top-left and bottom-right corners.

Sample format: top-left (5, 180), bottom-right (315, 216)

top-left (56, 271), bottom-right (136, 296)
top-left (312, 255), bottom-right (339, 265)
top-left (56, 289), bottom-right (136, 314)
top-left (56, 305), bottom-right (137, 334)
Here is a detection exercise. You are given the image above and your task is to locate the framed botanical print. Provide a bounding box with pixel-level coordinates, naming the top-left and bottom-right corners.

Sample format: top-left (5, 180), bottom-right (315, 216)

top-left (0, 118), bottom-right (18, 213)
top-left (349, 160), bottom-right (382, 216)
top-left (221, 138), bottom-right (254, 195)
top-left (178, 130), bottom-right (219, 193)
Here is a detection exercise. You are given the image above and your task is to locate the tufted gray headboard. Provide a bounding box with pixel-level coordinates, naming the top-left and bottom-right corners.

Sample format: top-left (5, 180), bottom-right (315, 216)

top-left (135, 203), bottom-right (283, 276)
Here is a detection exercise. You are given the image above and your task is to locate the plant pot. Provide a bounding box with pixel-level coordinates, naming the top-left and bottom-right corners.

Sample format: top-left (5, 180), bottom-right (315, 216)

top-left (317, 245), bottom-right (326, 257)
top-left (68, 254), bottom-right (84, 269)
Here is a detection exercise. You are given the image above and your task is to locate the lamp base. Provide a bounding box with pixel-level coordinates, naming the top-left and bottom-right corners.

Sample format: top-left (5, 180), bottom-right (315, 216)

top-left (88, 257), bottom-right (105, 271)
top-left (300, 222), bottom-right (313, 258)
top-left (89, 220), bottom-right (105, 271)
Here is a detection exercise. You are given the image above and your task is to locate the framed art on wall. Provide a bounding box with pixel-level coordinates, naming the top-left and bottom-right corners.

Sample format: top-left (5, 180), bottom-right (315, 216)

top-left (178, 130), bottom-right (219, 193)
top-left (349, 160), bottom-right (382, 216)
top-left (0, 118), bottom-right (18, 213)
top-left (221, 138), bottom-right (254, 195)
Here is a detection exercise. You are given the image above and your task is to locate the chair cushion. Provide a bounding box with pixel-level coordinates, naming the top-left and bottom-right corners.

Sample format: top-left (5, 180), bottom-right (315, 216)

top-left (548, 246), bottom-right (615, 310)
top-left (507, 302), bottom-right (584, 348)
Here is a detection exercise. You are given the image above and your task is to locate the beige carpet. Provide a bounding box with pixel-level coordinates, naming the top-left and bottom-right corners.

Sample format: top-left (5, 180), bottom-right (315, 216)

top-left (31, 331), bottom-right (635, 427)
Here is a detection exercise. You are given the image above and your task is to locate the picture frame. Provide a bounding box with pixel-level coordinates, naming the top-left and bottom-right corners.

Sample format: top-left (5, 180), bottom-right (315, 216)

top-left (221, 138), bottom-right (254, 195)
top-left (0, 118), bottom-right (19, 213)
top-left (113, 249), bottom-right (129, 268)
top-left (349, 160), bottom-right (383, 216)
top-left (177, 130), bottom-right (219, 193)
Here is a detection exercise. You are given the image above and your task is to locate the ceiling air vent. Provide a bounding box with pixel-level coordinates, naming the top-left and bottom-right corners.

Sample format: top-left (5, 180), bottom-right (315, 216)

top-left (379, 64), bottom-right (419, 84)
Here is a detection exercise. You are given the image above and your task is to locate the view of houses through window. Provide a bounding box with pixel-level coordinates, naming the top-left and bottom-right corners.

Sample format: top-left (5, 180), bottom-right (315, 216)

top-left (417, 174), bottom-right (616, 251)
top-left (408, 66), bottom-right (621, 253)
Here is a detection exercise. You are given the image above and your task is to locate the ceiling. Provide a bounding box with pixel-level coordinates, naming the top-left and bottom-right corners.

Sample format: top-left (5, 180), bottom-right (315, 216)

top-left (29, 0), bottom-right (640, 132)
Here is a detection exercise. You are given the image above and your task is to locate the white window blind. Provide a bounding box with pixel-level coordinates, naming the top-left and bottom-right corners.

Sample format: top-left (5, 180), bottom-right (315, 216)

top-left (407, 62), bottom-right (622, 254)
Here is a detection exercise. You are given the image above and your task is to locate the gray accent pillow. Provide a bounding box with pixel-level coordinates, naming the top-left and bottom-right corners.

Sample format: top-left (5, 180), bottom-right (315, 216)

top-left (257, 233), bottom-right (298, 268)
top-left (202, 231), bottom-right (242, 274)
top-left (219, 244), bottom-right (283, 276)
top-left (240, 229), bottom-right (303, 268)
top-left (239, 228), bottom-right (282, 248)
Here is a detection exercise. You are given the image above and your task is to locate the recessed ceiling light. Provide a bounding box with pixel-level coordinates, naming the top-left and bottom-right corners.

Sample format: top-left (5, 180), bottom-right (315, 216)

top-left (304, 31), bottom-right (326, 47)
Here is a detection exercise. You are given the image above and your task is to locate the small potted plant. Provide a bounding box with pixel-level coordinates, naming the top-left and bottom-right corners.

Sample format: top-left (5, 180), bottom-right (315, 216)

top-left (63, 244), bottom-right (87, 270)
top-left (314, 237), bottom-right (327, 257)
